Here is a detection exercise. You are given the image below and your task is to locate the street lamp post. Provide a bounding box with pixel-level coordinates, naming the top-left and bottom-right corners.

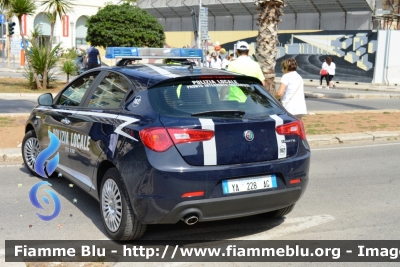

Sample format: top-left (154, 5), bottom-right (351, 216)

top-left (70, 21), bottom-right (74, 48)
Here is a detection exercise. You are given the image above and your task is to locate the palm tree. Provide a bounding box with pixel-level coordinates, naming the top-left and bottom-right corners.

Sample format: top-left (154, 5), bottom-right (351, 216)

top-left (0, 0), bottom-right (11, 11)
top-left (60, 59), bottom-right (77, 83)
top-left (41, 0), bottom-right (73, 89)
top-left (9, 0), bottom-right (42, 89)
top-left (255, 0), bottom-right (286, 94)
top-left (29, 25), bottom-right (42, 47)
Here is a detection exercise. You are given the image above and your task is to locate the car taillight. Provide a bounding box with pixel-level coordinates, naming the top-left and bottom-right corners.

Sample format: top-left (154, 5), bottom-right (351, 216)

top-left (139, 128), bottom-right (173, 152)
top-left (140, 127), bottom-right (214, 152)
top-left (276, 120), bottom-right (306, 140)
top-left (167, 128), bottom-right (214, 145)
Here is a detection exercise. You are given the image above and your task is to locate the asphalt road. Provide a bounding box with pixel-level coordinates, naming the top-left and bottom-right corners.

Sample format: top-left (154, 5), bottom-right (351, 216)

top-left (0, 97), bottom-right (399, 114)
top-left (1, 141), bottom-right (400, 266)
top-left (0, 71), bottom-right (25, 78)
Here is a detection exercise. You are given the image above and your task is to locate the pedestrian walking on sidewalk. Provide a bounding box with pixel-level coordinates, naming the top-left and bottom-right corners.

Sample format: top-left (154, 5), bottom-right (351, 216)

top-left (85, 45), bottom-right (102, 70)
top-left (328, 58), bottom-right (336, 88)
top-left (209, 52), bottom-right (222, 69)
top-left (276, 58), bottom-right (307, 120)
top-left (205, 51), bottom-right (211, 67)
top-left (221, 55), bottom-right (230, 70)
top-left (318, 57), bottom-right (329, 89)
top-left (318, 56), bottom-right (335, 89)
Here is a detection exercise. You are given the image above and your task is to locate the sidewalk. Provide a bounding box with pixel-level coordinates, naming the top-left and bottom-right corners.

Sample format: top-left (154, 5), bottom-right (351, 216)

top-left (1, 74), bottom-right (400, 158)
top-left (1, 75), bottom-right (399, 100)
top-left (275, 77), bottom-right (400, 99)
top-left (1, 85), bottom-right (400, 100)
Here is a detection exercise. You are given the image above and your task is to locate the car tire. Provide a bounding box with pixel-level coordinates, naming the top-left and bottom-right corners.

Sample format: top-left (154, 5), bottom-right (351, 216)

top-left (22, 130), bottom-right (40, 177)
top-left (100, 167), bottom-right (146, 241)
top-left (262, 204), bottom-right (295, 218)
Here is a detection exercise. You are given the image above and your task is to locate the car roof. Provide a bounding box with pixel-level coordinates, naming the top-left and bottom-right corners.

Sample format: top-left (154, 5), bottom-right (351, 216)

top-left (93, 64), bottom-right (260, 88)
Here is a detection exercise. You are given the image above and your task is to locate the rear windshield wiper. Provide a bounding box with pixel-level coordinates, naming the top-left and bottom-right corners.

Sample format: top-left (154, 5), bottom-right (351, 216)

top-left (191, 110), bottom-right (245, 117)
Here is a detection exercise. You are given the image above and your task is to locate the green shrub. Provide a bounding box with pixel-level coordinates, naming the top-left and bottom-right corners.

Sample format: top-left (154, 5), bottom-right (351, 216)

top-left (61, 59), bottom-right (78, 83)
top-left (25, 42), bottom-right (61, 88)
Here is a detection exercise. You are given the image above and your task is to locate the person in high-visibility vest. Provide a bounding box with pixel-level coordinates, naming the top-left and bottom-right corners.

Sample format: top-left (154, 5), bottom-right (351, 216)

top-left (221, 41), bottom-right (266, 103)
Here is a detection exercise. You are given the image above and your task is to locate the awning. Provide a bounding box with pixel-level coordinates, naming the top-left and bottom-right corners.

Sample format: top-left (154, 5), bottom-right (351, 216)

top-left (137, 0), bottom-right (375, 18)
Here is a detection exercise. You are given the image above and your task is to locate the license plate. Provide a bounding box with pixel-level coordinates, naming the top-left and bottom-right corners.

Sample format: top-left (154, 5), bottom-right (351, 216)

top-left (222, 175), bottom-right (277, 194)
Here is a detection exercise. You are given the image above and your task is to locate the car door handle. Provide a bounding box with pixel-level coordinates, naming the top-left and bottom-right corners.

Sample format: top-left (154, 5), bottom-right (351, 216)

top-left (61, 118), bottom-right (71, 125)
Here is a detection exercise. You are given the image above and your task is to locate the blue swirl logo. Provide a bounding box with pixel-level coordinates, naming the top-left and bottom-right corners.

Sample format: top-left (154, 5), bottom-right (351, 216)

top-left (29, 181), bottom-right (61, 221)
top-left (35, 131), bottom-right (60, 178)
top-left (30, 130), bottom-right (62, 221)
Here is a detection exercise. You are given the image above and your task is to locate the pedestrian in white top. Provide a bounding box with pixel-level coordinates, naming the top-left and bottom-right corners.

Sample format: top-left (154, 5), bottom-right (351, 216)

top-left (276, 58), bottom-right (307, 120)
top-left (221, 55), bottom-right (230, 70)
top-left (328, 58), bottom-right (336, 88)
top-left (209, 52), bottom-right (222, 69)
top-left (318, 56), bottom-right (336, 89)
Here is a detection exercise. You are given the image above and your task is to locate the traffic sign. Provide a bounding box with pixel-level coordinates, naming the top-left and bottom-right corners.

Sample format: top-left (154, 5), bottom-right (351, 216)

top-left (11, 39), bottom-right (21, 55)
top-left (199, 7), bottom-right (208, 40)
top-left (20, 40), bottom-right (29, 49)
top-left (0, 14), bottom-right (6, 24)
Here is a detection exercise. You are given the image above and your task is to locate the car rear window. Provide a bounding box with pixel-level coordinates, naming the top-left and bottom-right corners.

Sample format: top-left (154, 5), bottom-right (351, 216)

top-left (148, 79), bottom-right (283, 119)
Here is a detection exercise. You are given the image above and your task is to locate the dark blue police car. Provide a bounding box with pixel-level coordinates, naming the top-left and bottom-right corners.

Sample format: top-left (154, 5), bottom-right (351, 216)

top-left (22, 47), bottom-right (310, 241)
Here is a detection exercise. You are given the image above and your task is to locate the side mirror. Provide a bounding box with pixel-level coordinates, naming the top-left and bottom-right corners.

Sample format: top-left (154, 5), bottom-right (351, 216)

top-left (38, 93), bottom-right (53, 106)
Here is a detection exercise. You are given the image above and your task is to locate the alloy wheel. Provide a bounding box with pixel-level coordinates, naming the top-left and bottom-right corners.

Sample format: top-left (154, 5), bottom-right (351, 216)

top-left (101, 179), bottom-right (123, 232)
top-left (23, 137), bottom-right (40, 171)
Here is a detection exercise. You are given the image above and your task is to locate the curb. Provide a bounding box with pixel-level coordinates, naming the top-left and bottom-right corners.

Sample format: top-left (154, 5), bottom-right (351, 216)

top-left (0, 67), bottom-right (24, 73)
top-left (2, 132), bottom-right (400, 162)
top-left (1, 153), bottom-right (22, 162)
top-left (275, 77), bottom-right (400, 93)
top-left (0, 93), bottom-right (57, 99)
top-left (304, 92), bottom-right (400, 99)
top-left (1, 113), bottom-right (31, 117)
top-left (307, 131), bottom-right (400, 146)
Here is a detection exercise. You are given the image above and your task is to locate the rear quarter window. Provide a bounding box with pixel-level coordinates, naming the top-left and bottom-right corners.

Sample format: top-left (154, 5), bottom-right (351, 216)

top-left (148, 79), bottom-right (283, 119)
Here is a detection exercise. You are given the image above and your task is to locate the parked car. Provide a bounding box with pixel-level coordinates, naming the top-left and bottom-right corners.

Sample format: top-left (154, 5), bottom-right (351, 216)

top-left (22, 47), bottom-right (310, 241)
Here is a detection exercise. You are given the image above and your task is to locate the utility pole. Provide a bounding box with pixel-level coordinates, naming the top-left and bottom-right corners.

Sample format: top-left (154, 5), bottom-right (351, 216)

top-left (6, 19), bottom-right (9, 68)
top-left (198, 0), bottom-right (202, 50)
top-left (191, 9), bottom-right (198, 48)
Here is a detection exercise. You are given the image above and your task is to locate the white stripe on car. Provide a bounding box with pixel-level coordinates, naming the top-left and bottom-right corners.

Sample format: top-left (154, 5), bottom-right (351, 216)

top-left (270, 115), bottom-right (287, 159)
top-left (199, 118), bottom-right (217, 165)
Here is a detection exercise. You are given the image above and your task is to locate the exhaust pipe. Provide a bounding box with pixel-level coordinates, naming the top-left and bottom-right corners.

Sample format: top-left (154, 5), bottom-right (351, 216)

top-left (182, 214), bottom-right (199, 225)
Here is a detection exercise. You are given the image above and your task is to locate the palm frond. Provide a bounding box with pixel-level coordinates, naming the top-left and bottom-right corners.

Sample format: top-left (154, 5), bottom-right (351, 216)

top-left (10, 0), bottom-right (36, 17)
top-left (41, 0), bottom-right (74, 20)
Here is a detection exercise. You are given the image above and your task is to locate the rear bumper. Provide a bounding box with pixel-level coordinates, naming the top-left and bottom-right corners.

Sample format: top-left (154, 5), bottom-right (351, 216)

top-left (158, 187), bottom-right (302, 224)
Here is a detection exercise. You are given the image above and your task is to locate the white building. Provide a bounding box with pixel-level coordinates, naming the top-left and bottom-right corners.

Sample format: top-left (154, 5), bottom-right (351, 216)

top-left (9, 0), bottom-right (118, 50)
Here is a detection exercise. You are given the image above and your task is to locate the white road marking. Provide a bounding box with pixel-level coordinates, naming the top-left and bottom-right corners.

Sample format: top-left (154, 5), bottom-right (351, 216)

top-left (233, 214), bottom-right (335, 240)
top-left (312, 142), bottom-right (400, 151)
top-left (0, 165), bottom-right (22, 168)
top-left (0, 248), bottom-right (4, 257)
